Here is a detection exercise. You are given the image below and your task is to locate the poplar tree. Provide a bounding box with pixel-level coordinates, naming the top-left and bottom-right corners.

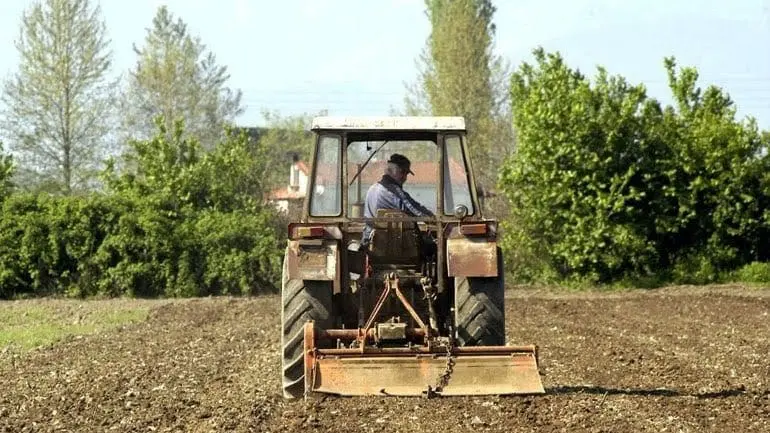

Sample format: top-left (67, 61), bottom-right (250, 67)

top-left (121, 6), bottom-right (243, 150)
top-left (0, 142), bottom-right (14, 200)
top-left (404, 0), bottom-right (512, 191)
top-left (1, 0), bottom-right (116, 194)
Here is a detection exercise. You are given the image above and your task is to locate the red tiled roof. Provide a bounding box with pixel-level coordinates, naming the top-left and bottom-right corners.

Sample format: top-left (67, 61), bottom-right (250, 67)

top-left (296, 161), bottom-right (310, 175)
top-left (315, 159), bottom-right (468, 185)
top-left (267, 186), bottom-right (305, 200)
top-left (268, 158), bottom-right (469, 201)
top-left (350, 161), bottom-right (436, 185)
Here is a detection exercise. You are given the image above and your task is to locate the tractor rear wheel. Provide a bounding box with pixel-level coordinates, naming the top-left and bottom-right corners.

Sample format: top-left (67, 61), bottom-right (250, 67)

top-left (454, 248), bottom-right (505, 346)
top-left (281, 260), bottom-right (333, 399)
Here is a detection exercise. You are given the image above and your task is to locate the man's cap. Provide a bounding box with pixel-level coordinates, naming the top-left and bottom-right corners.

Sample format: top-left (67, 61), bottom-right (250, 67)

top-left (387, 153), bottom-right (414, 175)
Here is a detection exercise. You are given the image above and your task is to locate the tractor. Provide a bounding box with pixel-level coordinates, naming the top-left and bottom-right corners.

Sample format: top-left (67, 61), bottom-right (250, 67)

top-left (280, 116), bottom-right (544, 398)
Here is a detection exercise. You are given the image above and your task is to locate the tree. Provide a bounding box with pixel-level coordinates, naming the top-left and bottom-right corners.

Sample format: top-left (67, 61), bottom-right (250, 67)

top-left (254, 111), bottom-right (317, 186)
top-left (0, 0), bottom-right (116, 195)
top-left (500, 48), bottom-right (659, 284)
top-left (654, 57), bottom-right (770, 282)
top-left (403, 0), bottom-right (513, 193)
top-left (121, 6), bottom-right (243, 150)
top-left (98, 119), bottom-right (282, 297)
top-left (0, 142), bottom-right (14, 201)
top-left (499, 47), bottom-right (770, 286)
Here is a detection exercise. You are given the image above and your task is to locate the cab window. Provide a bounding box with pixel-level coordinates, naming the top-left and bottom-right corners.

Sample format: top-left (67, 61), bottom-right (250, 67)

top-left (309, 135), bottom-right (342, 216)
top-left (443, 135), bottom-right (474, 216)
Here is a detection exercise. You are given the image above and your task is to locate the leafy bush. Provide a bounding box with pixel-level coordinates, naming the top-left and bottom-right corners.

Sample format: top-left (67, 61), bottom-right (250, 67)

top-left (0, 193), bottom-right (115, 298)
top-left (670, 250), bottom-right (720, 285)
top-left (0, 120), bottom-right (283, 299)
top-left (500, 48), bottom-right (770, 286)
top-left (501, 49), bottom-right (662, 284)
top-left (97, 118), bottom-right (283, 297)
top-left (730, 262), bottom-right (770, 284)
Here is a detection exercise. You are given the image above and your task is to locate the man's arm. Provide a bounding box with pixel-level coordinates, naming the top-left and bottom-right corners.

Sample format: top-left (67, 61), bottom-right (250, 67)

top-left (375, 180), bottom-right (435, 217)
top-left (397, 189), bottom-right (434, 217)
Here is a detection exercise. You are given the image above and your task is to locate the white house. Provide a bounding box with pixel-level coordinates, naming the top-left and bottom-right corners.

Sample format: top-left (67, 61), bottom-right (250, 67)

top-left (267, 157), bottom-right (310, 213)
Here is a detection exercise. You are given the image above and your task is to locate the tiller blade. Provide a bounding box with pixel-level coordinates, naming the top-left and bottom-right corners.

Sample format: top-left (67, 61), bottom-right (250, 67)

top-left (302, 322), bottom-right (545, 397)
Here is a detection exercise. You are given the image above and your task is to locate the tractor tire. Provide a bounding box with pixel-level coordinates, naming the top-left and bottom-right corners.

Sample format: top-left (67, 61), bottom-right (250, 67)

top-left (281, 261), bottom-right (333, 399)
top-left (454, 248), bottom-right (505, 346)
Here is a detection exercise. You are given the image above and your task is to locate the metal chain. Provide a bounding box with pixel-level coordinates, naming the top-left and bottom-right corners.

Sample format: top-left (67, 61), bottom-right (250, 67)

top-left (434, 340), bottom-right (455, 393)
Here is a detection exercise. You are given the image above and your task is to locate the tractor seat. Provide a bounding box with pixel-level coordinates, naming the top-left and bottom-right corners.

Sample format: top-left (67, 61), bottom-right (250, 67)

top-left (367, 209), bottom-right (422, 267)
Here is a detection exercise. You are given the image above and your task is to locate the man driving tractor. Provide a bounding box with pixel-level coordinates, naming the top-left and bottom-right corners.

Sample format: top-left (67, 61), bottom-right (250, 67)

top-left (361, 154), bottom-right (436, 256)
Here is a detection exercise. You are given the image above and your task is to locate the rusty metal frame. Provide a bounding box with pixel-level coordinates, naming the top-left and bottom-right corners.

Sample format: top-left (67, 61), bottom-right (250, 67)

top-left (285, 239), bottom-right (339, 285)
top-left (302, 128), bottom-right (488, 224)
top-left (302, 320), bottom-right (544, 397)
top-left (316, 327), bottom-right (427, 343)
top-left (359, 274), bottom-right (429, 349)
top-left (316, 345), bottom-right (539, 357)
top-left (436, 133), bottom-right (446, 294)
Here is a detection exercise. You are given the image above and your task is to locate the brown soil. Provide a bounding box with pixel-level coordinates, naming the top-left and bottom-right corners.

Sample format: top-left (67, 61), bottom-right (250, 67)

top-left (1, 285), bottom-right (769, 432)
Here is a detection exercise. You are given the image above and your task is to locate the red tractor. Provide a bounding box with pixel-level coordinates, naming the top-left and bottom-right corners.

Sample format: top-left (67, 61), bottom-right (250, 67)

top-left (281, 116), bottom-right (544, 398)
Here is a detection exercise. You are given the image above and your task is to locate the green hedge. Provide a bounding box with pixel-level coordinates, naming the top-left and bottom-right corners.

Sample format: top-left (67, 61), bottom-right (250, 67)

top-left (0, 120), bottom-right (283, 299)
top-left (0, 193), bottom-right (282, 300)
top-left (500, 48), bottom-right (770, 286)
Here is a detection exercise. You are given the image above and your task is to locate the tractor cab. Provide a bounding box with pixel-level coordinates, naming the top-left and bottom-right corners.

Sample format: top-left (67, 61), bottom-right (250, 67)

top-left (304, 117), bottom-right (482, 216)
top-left (302, 117), bottom-right (484, 272)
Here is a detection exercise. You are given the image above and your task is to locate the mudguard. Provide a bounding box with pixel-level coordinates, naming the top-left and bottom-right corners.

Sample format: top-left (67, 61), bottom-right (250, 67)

top-left (446, 237), bottom-right (499, 278)
top-left (285, 240), bottom-right (339, 287)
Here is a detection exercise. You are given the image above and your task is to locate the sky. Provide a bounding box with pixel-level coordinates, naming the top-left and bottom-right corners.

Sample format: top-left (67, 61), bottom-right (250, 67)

top-left (1, 0), bottom-right (769, 128)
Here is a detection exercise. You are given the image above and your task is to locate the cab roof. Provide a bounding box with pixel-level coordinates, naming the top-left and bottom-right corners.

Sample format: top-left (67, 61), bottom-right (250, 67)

top-left (310, 116), bottom-right (466, 131)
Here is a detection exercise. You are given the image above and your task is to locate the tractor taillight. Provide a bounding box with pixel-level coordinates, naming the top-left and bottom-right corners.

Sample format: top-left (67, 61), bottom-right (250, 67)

top-left (296, 226), bottom-right (325, 238)
top-left (460, 223), bottom-right (488, 236)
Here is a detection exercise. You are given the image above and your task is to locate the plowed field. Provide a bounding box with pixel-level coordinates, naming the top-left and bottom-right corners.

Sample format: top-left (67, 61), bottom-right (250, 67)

top-left (1, 285), bottom-right (768, 432)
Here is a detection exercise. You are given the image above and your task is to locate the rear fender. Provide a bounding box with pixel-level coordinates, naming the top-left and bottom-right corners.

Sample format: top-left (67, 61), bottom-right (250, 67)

top-left (285, 239), bottom-right (340, 291)
top-left (445, 223), bottom-right (499, 278)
